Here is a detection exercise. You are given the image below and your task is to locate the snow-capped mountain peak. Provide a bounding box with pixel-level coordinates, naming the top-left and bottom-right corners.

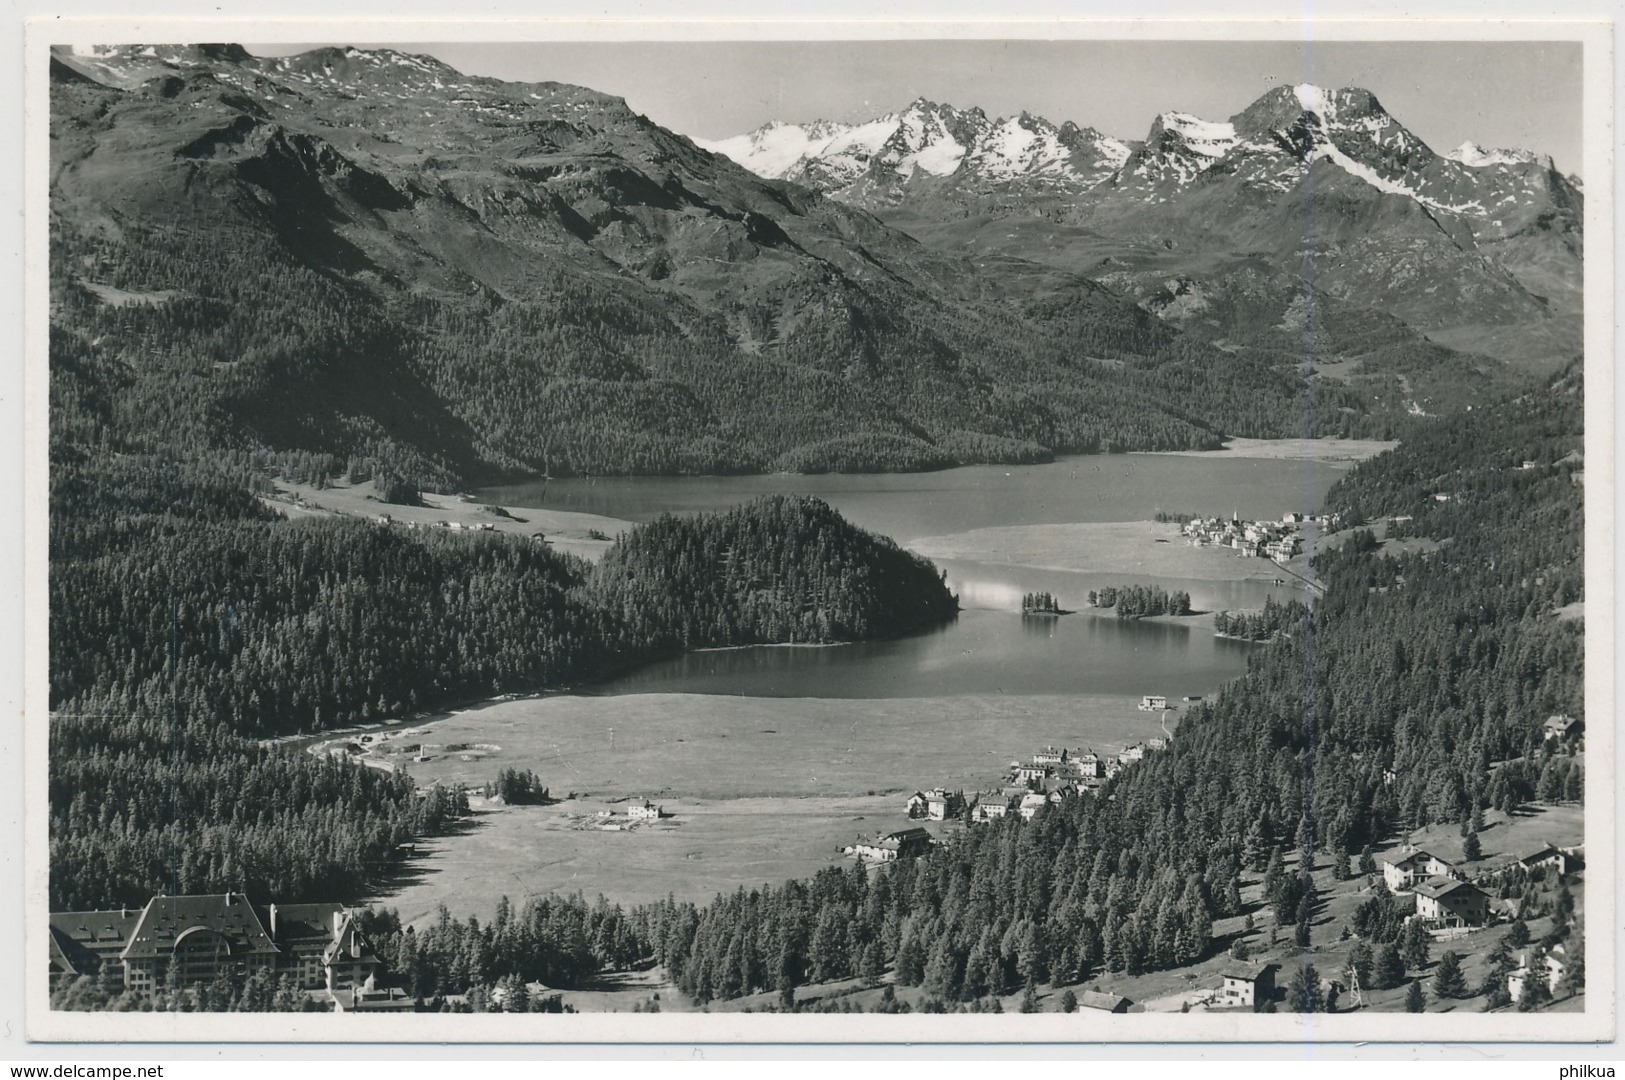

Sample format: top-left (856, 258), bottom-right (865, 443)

top-left (1293, 82), bottom-right (1334, 115)
top-left (699, 98), bottom-right (1133, 194)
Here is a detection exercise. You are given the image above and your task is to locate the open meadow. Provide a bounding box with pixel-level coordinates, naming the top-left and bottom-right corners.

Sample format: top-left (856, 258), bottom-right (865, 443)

top-left (368, 690), bottom-right (1175, 921)
top-left (373, 690), bottom-right (1175, 799)
top-left (265, 479), bottom-right (633, 561)
top-left (373, 793), bottom-right (935, 925)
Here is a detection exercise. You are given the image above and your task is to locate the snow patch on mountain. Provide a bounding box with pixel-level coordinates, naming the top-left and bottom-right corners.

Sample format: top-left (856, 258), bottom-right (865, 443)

top-left (1294, 83), bottom-right (1335, 117)
top-left (698, 117), bottom-right (899, 181)
top-left (904, 134), bottom-right (965, 175)
top-left (1311, 143), bottom-right (1485, 215)
top-left (1447, 141), bottom-right (1553, 170)
top-left (1159, 112), bottom-right (1238, 157)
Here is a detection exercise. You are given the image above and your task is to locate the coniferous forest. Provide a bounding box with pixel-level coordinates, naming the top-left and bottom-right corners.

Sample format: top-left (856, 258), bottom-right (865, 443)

top-left (49, 471), bottom-right (959, 911)
top-left (50, 361), bottom-right (1584, 1012)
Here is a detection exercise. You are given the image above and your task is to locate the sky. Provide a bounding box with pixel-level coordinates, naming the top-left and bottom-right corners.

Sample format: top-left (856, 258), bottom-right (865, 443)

top-left (257, 39), bottom-right (1583, 174)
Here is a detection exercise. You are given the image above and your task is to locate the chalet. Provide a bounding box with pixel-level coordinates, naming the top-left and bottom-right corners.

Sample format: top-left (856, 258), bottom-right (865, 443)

top-left (1018, 792), bottom-right (1050, 820)
top-left (626, 799), bottom-right (663, 821)
top-left (1518, 846), bottom-right (1573, 876)
top-left (972, 792), bottom-right (1011, 823)
top-left (1138, 696), bottom-right (1169, 712)
top-left (1118, 745), bottom-right (1145, 766)
top-left (853, 827), bottom-right (933, 863)
top-left (930, 790), bottom-right (966, 821)
top-left (905, 791), bottom-right (930, 818)
top-left (1074, 990), bottom-right (1136, 1013)
top-left (1412, 877), bottom-right (1490, 928)
top-left (1543, 714), bottom-right (1583, 742)
top-left (1381, 849), bottom-right (1455, 892)
top-left (1071, 750), bottom-right (1103, 778)
top-left (1146, 736), bottom-right (1169, 751)
top-left (1216, 962), bottom-right (1278, 1010)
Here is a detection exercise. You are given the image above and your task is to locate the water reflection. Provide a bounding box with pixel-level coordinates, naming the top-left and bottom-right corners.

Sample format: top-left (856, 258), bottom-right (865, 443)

top-left (596, 606), bottom-right (1252, 700)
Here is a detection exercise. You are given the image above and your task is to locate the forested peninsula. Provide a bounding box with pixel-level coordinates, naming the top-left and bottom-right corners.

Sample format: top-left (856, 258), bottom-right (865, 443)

top-left (49, 480), bottom-right (957, 909)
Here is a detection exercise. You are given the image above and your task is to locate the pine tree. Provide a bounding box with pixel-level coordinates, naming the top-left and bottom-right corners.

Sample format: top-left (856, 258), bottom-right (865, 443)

top-left (1461, 830), bottom-right (1482, 862)
top-left (1374, 943), bottom-right (1406, 990)
top-left (1401, 919), bottom-right (1431, 971)
top-left (1405, 979), bottom-right (1426, 1013)
top-left (1433, 951), bottom-right (1467, 999)
top-left (1287, 961), bottom-right (1323, 1013)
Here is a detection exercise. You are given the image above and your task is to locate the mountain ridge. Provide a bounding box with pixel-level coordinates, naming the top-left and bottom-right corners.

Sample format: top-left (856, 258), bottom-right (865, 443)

top-left (53, 44), bottom-right (1419, 487)
top-left (704, 82), bottom-right (1582, 372)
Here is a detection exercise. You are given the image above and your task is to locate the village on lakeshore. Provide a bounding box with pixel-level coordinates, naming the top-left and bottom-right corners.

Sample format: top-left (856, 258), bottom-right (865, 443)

top-left (1179, 510), bottom-right (1341, 563)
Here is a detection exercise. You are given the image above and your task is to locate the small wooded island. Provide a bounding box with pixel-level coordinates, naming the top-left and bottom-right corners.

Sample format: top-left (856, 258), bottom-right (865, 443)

top-left (1021, 591), bottom-right (1067, 615)
top-left (1087, 584), bottom-right (1194, 619)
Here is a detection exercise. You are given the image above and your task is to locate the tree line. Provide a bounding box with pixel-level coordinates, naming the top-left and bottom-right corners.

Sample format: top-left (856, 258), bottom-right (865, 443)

top-left (1087, 585), bottom-right (1193, 618)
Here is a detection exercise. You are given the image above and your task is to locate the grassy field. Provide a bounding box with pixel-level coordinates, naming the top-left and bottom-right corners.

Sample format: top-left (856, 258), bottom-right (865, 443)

top-left (373, 792), bottom-right (949, 925)
top-left (379, 691), bottom-right (1173, 800)
top-left (368, 690), bottom-right (1172, 921)
top-left (264, 479), bottom-right (632, 562)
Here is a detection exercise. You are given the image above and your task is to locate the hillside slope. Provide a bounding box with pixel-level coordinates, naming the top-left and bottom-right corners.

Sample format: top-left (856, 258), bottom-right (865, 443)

top-left (48, 45), bottom-right (1378, 483)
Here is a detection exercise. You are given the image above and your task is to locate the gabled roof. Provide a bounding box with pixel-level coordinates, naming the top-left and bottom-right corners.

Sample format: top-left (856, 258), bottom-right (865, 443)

top-left (882, 827), bottom-right (933, 843)
top-left (1517, 845), bottom-right (1563, 864)
top-left (1075, 990), bottom-right (1132, 1011)
top-left (119, 894), bottom-right (280, 961)
top-left (1219, 961), bottom-right (1278, 983)
top-left (1382, 848), bottom-right (1447, 869)
top-left (322, 915), bottom-right (380, 967)
top-left (1414, 876), bottom-right (1482, 901)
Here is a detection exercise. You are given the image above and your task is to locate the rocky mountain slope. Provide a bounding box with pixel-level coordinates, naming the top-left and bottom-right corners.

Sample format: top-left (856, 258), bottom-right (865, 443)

top-left (706, 84), bottom-right (1583, 372)
top-left (51, 45), bottom-right (1398, 483)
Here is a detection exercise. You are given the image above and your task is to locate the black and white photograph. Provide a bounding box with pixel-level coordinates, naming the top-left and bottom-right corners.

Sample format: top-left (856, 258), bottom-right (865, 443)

top-left (16, 15), bottom-right (1614, 1046)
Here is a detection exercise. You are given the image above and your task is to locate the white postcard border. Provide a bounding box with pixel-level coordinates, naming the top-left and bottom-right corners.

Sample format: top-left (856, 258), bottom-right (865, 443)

top-left (19, 13), bottom-right (1617, 1047)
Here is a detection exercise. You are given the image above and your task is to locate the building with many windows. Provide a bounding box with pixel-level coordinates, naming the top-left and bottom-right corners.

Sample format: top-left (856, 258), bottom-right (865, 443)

top-left (49, 893), bottom-right (382, 997)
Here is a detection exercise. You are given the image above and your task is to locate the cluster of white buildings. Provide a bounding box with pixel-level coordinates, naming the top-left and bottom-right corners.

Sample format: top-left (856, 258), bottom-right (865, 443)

top-left (1182, 513), bottom-right (1316, 562)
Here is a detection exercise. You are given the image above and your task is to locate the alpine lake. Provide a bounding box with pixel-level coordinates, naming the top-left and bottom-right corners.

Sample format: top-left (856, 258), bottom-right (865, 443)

top-left (367, 442), bottom-right (1388, 922)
